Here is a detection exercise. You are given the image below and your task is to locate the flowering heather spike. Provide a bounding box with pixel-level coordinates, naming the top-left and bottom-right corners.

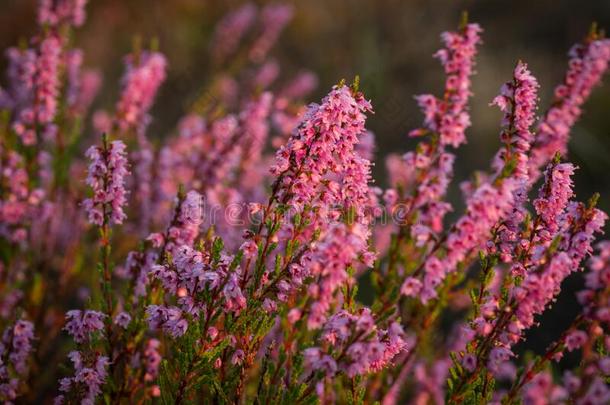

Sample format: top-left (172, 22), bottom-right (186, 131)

top-left (116, 51), bottom-right (167, 134)
top-left (268, 84), bottom-right (374, 313)
top-left (534, 162), bottom-right (575, 238)
top-left (83, 139), bottom-right (129, 226)
top-left (38, 0), bottom-right (88, 28)
top-left (66, 49), bottom-right (101, 116)
top-left (4, 47), bottom-right (36, 111)
top-left (211, 3), bottom-right (257, 63)
top-left (491, 61), bottom-right (539, 182)
top-left (530, 35), bottom-right (610, 181)
top-left (410, 23), bottom-right (482, 147)
top-left (406, 178), bottom-right (517, 303)
top-left (12, 35), bottom-right (62, 144)
top-left (249, 4), bottom-right (294, 63)
top-left (56, 351), bottom-right (109, 404)
top-left (0, 319), bottom-right (34, 402)
top-left (579, 241), bottom-right (610, 320)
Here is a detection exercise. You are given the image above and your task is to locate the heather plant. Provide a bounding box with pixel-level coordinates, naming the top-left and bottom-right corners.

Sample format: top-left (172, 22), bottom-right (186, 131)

top-left (0, 1), bottom-right (609, 404)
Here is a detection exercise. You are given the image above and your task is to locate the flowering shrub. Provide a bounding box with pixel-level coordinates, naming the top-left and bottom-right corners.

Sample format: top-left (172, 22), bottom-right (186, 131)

top-left (0, 1), bottom-right (610, 404)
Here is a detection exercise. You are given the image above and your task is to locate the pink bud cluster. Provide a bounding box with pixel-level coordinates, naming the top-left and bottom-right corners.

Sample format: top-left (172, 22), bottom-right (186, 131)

top-left (83, 140), bottom-right (129, 226)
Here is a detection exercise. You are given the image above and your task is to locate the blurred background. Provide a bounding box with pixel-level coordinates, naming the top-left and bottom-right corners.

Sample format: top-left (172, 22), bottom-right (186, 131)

top-left (1, 0), bottom-right (609, 360)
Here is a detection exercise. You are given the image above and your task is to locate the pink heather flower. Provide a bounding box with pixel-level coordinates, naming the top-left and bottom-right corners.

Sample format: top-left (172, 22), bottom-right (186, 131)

top-left (530, 36), bottom-right (610, 181)
top-left (565, 330), bottom-right (587, 352)
top-left (64, 310), bottom-right (106, 344)
top-left (462, 353), bottom-right (477, 373)
top-left (287, 308), bottom-right (301, 324)
top-left (143, 339), bottom-right (161, 381)
top-left (38, 0), bottom-right (88, 27)
top-left (231, 349), bottom-right (245, 366)
top-left (262, 298), bottom-right (277, 313)
top-left (491, 61), bottom-right (539, 182)
top-left (83, 140), bottom-right (129, 226)
top-left (116, 51), bottom-right (167, 134)
top-left (113, 312), bottom-right (131, 329)
top-left (240, 239), bottom-right (258, 258)
top-left (400, 277), bottom-right (423, 297)
top-left (249, 4), bottom-right (294, 63)
top-left (410, 23), bottom-right (482, 147)
top-left (223, 273), bottom-right (247, 314)
top-left (211, 3), bottom-right (257, 63)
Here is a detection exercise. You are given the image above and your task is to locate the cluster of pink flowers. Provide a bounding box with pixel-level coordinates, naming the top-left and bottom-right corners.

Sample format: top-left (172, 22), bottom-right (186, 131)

top-left (12, 35), bottom-right (62, 145)
top-left (211, 3), bottom-right (257, 63)
top-left (0, 320), bottom-right (34, 402)
top-left (2, 2), bottom-right (610, 403)
top-left (530, 35), bottom-right (610, 181)
top-left (410, 23), bottom-right (482, 147)
top-left (115, 51), bottom-right (167, 134)
top-left (491, 61), bottom-right (539, 182)
top-left (38, 0), bottom-right (88, 28)
top-left (83, 139), bottom-right (129, 226)
top-left (56, 351), bottom-right (109, 405)
top-left (64, 310), bottom-right (106, 344)
top-left (249, 4), bottom-right (294, 63)
top-left (403, 178), bottom-right (517, 303)
top-left (304, 309), bottom-right (408, 396)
